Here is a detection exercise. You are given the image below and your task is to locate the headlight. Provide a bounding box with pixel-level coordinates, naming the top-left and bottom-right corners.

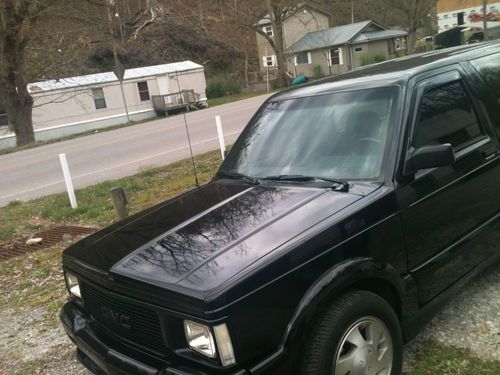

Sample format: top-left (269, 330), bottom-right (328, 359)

top-left (184, 320), bottom-right (216, 358)
top-left (183, 320), bottom-right (236, 366)
top-left (65, 272), bottom-right (81, 298)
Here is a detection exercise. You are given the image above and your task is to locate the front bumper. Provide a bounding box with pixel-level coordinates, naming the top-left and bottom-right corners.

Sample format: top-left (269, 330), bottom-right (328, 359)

top-left (60, 302), bottom-right (249, 375)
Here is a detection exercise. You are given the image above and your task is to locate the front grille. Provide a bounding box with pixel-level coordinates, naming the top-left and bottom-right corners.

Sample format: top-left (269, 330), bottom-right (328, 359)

top-left (81, 283), bottom-right (167, 354)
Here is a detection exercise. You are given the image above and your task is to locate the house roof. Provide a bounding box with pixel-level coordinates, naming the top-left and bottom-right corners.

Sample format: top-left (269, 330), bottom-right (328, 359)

top-left (287, 20), bottom-right (406, 53)
top-left (352, 29), bottom-right (408, 44)
top-left (28, 61), bottom-right (203, 94)
top-left (288, 21), bottom-right (371, 52)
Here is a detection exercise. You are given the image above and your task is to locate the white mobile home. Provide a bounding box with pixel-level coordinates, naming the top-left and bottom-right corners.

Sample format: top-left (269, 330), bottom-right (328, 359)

top-left (0, 61), bottom-right (207, 148)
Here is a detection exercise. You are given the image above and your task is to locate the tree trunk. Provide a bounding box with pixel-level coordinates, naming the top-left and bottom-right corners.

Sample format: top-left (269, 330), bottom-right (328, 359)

top-left (407, 13), bottom-right (417, 54)
top-left (10, 102), bottom-right (35, 146)
top-left (265, 0), bottom-right (288, 87)
top-left (407, 27), bottom-right (417, 54)
top-left (2, 83), bottom-right (35, 146)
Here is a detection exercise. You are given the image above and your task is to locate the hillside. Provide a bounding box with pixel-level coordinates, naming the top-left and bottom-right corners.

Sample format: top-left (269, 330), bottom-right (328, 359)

top-left (25, 0), bottom-right (422, 83)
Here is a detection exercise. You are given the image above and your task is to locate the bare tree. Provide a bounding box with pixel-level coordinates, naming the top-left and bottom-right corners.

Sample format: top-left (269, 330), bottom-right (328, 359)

top-left (382, 0), bottom-right (435, 54)
top-left (229, 0), bottom-right (300, 87)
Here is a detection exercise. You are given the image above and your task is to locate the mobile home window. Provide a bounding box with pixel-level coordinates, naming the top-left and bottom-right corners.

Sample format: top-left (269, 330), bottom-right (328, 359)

top-left (137, 81), bottom-right (150, 101)
top-left (0, 104), bottom-right (7, 126)
top-left (92, 88), bottom-right (107, 109)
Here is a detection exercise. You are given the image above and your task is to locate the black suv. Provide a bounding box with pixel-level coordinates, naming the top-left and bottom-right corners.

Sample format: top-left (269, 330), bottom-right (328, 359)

top-left (61, 43), bottom-right (500, 375)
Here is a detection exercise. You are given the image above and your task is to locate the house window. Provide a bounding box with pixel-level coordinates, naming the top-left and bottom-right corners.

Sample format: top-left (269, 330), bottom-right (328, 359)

top-left (295, 51), bottom-right (311, 65)
top-left (330, 48), bottom-right (341, 65)
top-left (263, 25), bottom-right (273, 37)
top-left (354, 46), bottom-right (363, 53)
top-left (92, 88), bottom-right (106, 109)
top-left (137, 81), bottom-right (150, 101)
top-left (444, 14), bottom-right (449, 19)
top-left (263, 55), bottom-right (276, 67)
top-left (444, 25), bottom-right (449, 29)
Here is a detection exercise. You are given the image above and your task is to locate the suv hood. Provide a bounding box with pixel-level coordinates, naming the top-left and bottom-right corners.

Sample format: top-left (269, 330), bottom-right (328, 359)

top-left (64, 181), bottom-right (362, 293)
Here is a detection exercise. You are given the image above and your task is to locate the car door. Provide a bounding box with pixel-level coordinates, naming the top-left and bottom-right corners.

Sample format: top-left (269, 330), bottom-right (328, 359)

top-left (396, 66), bottom-right (500, 305)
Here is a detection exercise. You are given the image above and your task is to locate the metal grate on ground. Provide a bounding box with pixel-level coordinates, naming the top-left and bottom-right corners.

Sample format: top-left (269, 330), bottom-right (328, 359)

top-left (0, 226), bottom-right (96, 261)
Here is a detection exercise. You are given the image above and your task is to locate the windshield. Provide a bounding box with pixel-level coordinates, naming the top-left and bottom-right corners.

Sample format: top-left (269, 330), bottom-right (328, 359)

top-left (219, 86), bottom-right (398, 182)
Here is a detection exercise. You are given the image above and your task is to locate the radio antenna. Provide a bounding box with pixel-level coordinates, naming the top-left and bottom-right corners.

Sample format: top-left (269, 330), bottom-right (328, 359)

top-left (175, 70), bottom-right (199, 187)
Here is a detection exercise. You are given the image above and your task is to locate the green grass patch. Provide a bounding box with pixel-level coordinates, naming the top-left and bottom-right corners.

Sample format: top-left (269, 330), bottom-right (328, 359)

top-left (406, 342), bottom-right (500, 374)
top-left (0, 149), bottom-right (223, 243)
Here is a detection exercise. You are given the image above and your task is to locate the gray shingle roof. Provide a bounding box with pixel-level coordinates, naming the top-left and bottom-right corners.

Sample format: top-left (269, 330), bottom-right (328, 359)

top-left (287, 21), bottom-right (371, 53)
top-left (287, 20), bottom-right (406, 53)
top-left (352, 29), bottom-right (408, 44)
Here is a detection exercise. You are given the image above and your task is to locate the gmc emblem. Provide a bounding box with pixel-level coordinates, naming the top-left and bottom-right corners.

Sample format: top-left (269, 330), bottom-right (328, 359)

top-left (100, 306), bottom-right (131, 330)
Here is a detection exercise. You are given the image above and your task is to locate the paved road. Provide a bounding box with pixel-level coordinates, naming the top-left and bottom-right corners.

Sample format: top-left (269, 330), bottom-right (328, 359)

top-left (0, 94), bottom-right (272, 207)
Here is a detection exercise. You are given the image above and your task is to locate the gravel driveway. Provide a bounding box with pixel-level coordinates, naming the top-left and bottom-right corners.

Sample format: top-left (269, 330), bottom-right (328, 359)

top-left (1, 262), bottom-right (498, 374)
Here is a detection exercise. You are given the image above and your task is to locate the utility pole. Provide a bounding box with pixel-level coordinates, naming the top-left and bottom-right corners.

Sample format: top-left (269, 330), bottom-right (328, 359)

top-left (107, 1), bottom-right (130, 122)
top-left (351, 0), bottom-right (354, 24)
top-left (483, 0), bottom-right (489, 40)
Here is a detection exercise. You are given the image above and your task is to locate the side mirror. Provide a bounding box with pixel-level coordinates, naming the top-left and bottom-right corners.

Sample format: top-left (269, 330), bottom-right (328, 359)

top-left (406, 143), bottom-right (455, 174)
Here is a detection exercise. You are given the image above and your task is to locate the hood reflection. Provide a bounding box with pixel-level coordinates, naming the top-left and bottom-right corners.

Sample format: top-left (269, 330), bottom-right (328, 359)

top-left (111, 185), bottom-right (314, 285)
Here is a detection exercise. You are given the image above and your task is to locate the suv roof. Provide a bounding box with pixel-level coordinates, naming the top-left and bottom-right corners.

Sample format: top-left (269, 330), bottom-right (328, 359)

top-left (272, 41), bottom-right (500, 101)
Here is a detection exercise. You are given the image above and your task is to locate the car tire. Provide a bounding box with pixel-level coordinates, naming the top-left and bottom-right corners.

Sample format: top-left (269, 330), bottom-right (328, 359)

top-left (302, 290), bottom-right (403, 375)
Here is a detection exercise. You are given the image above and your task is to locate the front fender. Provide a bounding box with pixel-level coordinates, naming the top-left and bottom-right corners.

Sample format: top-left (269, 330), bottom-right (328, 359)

top-left (250, 257), bottom-right (413, 373)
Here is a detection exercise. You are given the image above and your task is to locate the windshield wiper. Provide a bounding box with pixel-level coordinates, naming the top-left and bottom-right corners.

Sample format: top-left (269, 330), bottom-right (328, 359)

top-left (261, 175), bottom-right (350, 192)
top-left (215, 171), bottom-right (261, 185)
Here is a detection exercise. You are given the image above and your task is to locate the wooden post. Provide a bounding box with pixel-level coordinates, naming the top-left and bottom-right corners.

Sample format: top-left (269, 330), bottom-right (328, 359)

top-left (110, 187), bottom-right (128, 220)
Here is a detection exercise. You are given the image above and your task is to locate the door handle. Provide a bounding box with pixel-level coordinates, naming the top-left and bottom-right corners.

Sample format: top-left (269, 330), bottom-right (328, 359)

top-left (483, 149), bottom-right (499, 161)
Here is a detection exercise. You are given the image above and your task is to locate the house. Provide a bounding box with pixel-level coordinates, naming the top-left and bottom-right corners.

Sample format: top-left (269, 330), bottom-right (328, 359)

top-left (437, 0), bottom-right (500, 32)
top-left (287, 20), bottom-right (408, 77)
top-left (256, 3), bottom-right (331, 73)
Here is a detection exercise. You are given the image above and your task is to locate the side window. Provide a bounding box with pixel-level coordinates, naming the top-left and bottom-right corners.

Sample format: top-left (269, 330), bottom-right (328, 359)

top-left (414, 80), bottom-right (483, 149)
top-left (137, 81), bottom-right (150, 101)
top-left (470, 53), bottom-right (500, 106)
top-left (92, 88), bottom-right (107, 110)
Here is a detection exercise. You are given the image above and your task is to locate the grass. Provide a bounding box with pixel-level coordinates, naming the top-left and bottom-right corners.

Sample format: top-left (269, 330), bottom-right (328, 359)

top-left (0, 246), bottom-right (65, 310)
top-left (406, 342), bottom-right (500, 374)
top-left (0, 148), bottom-right (223, 242)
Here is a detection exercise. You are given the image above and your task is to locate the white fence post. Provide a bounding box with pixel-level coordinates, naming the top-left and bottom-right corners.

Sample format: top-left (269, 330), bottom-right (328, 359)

top-left (215, 115), bottom-right (226, 160)
top-left (58, 153), bottom-right (78, 209)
